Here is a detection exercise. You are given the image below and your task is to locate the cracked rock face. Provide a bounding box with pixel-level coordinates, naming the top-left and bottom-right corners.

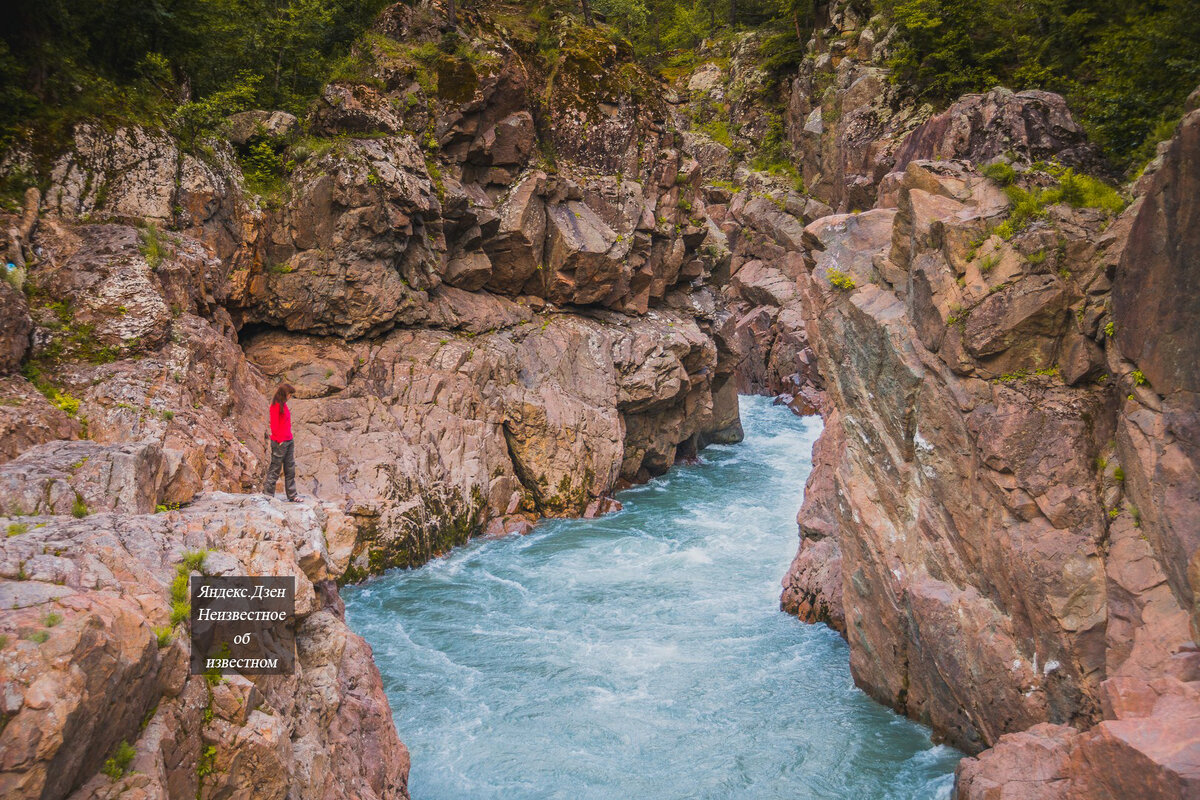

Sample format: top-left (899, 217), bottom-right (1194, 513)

top-left (0, 7), bottom-right (750, 796)
top-left (776, 103), bottom-right (1200, 796)
top-left (0, 495), bottom-right (409, 800)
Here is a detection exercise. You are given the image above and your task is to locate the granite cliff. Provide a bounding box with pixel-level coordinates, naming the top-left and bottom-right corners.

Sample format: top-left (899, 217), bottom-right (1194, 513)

top-left (0, 0), bottom-right (1197, 797)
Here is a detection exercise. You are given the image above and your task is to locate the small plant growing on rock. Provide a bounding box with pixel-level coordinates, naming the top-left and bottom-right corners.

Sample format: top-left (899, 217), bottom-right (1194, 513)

top-left (139, 225), bottom-right (167, 270)
top-left (1131, 369), bottom-right (1147, 386)
top-left (168, 549), bottom-right (208, 626)
top-left (102, 741), bottom-right (136, 780)
top-left (827, 269), bottom-right (856, 291)
top-left (981, 162), bottom-right (1017, 186)
top-left (1114, 466), bottom-right (1126, 482)
top-left (197, 744), bottom-right (218, 778)
top-left (7, 523), bottom-right (27, 537)
top-left (26, 629), bottom-right (49, 643)
top-left (71, 497), bottom-right (89, 518)
top-left (153, 625), bottom-right (174, 648)
top-left (979, 253), bottom-right (999, 274)
top-left (42, 612), bottom-right (62, 627)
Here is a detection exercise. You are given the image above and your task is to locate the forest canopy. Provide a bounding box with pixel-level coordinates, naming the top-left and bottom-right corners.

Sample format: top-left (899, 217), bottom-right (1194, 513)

top-left (1, 0), bottom-right (1198, 170)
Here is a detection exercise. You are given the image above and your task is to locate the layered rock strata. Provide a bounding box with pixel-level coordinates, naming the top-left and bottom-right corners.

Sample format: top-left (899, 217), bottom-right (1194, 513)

top-left (0, 5), bottom-right (748, 797)
top-left (778, 85), bottom-right (1200, 798)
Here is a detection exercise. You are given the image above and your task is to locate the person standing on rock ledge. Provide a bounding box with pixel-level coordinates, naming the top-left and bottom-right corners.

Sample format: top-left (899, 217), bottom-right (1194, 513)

top-left (263, 383), bottom-right (301, 502)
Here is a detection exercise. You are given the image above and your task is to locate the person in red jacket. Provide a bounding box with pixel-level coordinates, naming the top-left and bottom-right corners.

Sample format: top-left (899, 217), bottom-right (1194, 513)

top-left (263, 382), bottom-right (300, 501)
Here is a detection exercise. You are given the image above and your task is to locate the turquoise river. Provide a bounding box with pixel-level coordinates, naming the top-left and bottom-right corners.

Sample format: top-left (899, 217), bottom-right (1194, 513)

top-left (344, 395), bottom-right (962, 799)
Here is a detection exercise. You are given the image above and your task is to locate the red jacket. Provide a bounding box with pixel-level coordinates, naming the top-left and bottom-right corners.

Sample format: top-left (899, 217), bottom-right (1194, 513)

top-left (269, 402), bottom-right (293, 443)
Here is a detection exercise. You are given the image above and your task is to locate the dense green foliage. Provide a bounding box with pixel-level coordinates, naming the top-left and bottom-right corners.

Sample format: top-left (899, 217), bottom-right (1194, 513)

top-left (0, 0), bottom-right (390, 146)
top-left (597, 0), bottom-right (816, 68)
top-left (1, 0), bottom-right (1195, 171)
top-left (880, 0), bottom-right (1200, 167)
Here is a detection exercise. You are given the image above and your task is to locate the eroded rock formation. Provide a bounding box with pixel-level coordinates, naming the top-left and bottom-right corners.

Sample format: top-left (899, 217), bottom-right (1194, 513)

top-left (0, 4), bottom-right (746, 797)
top-left (776, 70), bottom-right (1200, 799)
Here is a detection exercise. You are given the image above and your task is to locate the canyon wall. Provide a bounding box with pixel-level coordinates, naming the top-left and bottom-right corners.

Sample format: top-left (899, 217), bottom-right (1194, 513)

top-left (769, 2), bottom-right (1200, 794)
top-left (0, 5), bottom-right (745, 798)
top-left (1, 0), bottom-right (1197, 797)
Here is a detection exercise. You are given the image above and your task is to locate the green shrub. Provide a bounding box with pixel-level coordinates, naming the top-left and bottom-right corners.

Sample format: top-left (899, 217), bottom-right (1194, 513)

top-left (981, 162), bottom-right (1017, 185)
top-left (71, 497), bottom-right (89, 518)
top-left (101, 741), bottom-right (137, 780)
top-left (1042, 168), bottom-right (1126, 214)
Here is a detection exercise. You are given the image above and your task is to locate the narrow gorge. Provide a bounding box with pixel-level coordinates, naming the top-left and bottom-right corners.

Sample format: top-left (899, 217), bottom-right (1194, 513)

top-left (0, 0), bottom-right (1197, 798)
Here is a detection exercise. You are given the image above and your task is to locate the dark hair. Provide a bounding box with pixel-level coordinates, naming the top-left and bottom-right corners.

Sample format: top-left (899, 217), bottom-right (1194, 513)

top-left (271, 383), bottom-right (295, 408)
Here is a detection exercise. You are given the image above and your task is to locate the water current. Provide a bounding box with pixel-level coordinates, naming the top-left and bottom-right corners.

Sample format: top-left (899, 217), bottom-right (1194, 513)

top-left (344, 395), bottom-right (962, 799)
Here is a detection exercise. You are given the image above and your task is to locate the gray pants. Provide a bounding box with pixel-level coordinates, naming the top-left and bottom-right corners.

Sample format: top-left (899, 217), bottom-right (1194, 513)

top-left (264, 439), bottom-right (297, 500)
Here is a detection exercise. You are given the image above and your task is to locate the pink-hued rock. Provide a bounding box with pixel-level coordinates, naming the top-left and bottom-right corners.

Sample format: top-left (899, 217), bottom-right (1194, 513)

top-left (1112, 106), bottom-right (1200, 616)
top-left (0, 495), bottom-right (409, 800)
top-left (893, 88), bottom-right (1105, 177)
top-left (779, 83), bottom-right (1200, 796)
top-left (0, 377), bottom-right (80, 464)
top-left (956, 678), bottom-right (1200, 799)
top-left (0, 281), bottom-right (31, 373)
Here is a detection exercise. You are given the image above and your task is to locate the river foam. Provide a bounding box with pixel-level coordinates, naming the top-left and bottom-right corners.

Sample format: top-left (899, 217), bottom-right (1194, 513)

top-left (344, 395), bottom-right (961, 799)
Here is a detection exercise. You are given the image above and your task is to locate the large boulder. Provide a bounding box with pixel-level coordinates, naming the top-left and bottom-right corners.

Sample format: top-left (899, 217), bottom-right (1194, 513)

top-left (0, 440), bottom-right (172, 515)
top-left (893, 88), bottom-right (1105, 176)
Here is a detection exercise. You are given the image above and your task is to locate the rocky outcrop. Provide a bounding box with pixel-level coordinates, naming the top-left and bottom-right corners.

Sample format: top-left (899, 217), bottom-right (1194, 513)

top-left (785, 0), bottom-right (930, 212)
top-left (0, 281), bottom-right (31, 372)
top-left (243, 303), bottom-right (738, 577)
top-left (0, 4), bottom-right (753, 796)
top-left (777, 98), bottom-right (1200, 796)
top-left (892, 88), bottom-right (1106, 178)
top-left (0, 494), bottom-right (409, 799)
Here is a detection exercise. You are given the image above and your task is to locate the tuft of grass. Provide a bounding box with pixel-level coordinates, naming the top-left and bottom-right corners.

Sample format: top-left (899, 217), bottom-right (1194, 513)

top-left (26, 630), bottom-right (50, 643)
top-left (71, 497), bottom-right (89, 518)
top-left (101, 740), bottom-right (137, 780)
top-left (153, 625), bottom-right (173, 648)
top-left (1113, 466), bottom-right (1126, 482)
top-left (140, 225), bottom-right (167, 269)
top-left (7, 522), bottom-right (27, 537)
top-left (168, 549), bottom-right (208, 627)
top-left (981, 162), bottom-right (1016, 185)
top-left (42, 612), bottom-right (62, 627)
top-left (197, 744), bottom-right (218, 778)
top-left (1044, 168), bottom-right (1126, 215)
